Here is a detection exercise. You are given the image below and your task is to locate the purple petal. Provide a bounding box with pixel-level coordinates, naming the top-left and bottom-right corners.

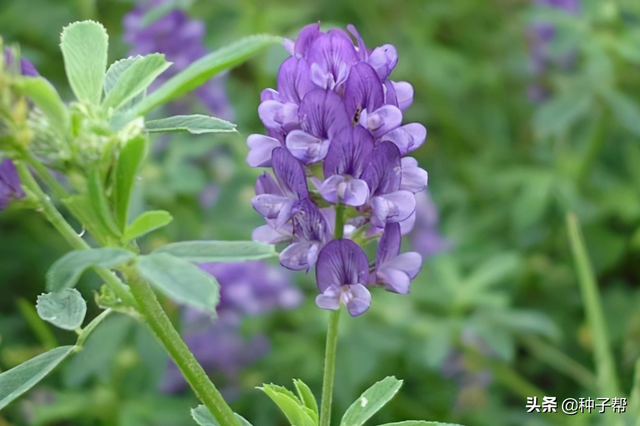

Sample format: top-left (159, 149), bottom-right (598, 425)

top-left (294, 23), bottom-right (322, 58)
top-left (277, 57), bottom-right (315, 104)
top-left (323, 126), bottom-right (374, 178)
top-left (361, 141), bottom-right (402, 195)
top-left (271, 147), bottom-right (309, 199)
top-left (0, 159), bottom-right (24, 210)
top-left (255, 172), bottom-right (283, 196)
top-left (246, 134), bottom-right (281, 167)
top-left (307, 31), bottom-right (358, 90)
top-left (344, 62), bottom-right (384, 122)
top-left (315, 239), bottom-right (369, 292)
top-left (285, 130), bottom-right (330, 164)
top-left (391, 81), bottom-right (414, 111)
top-left (261, 88), bottom-right (280, 102)
top-left (360, 105), bottom-right (403, 138)
top-left (280, 240), bottom-right (321, 271)
top-left (252, 224), bottom-right (292, 244)
top-left (376, 252), bottom-right (422, 294)
top-left (400, 211), bottom-right (416, 235)
top-left (292, 198), bottom-right (331, 244)
top-left (315, 285), bottom-right (341, 311)
top-left (376, 222), bottom-right (401, 266)
top-left (368, 44), bottom-right (398, 80)
top-left (344, 283), bottom-right (372, 317)
top-left (347, 24), bottom-right (370, 61)
top-left (299, 89), bottom-right (349, 139)
top-left (379, 123), bottom-right (427, 155)
top-left (400, 157), bottom-right (429, 193)
top-left (319, 175), bottom-right (369, 207)
top-left (251, 194), bottom-right (292, 220)
top-left (370, 190), bottom-right (416, 227)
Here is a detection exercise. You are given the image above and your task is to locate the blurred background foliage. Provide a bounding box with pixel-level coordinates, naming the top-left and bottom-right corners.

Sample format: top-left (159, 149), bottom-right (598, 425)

top-left (1, 0), bottom-right (640, 425)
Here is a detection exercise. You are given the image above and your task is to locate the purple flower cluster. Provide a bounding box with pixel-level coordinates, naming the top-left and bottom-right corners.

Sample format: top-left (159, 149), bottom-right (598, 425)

top-left (161, 261), bottom-right (301, 393)
top-left (123, 0), bottom-right (233, 119)
top-left (247, 24), bottom-right (428, 316)
top-left (527, 0), bottom-right (581, 101)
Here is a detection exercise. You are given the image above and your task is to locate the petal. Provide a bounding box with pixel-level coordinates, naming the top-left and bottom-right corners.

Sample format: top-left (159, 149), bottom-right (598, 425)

top-left (370, 190), bottom-right (416, 226)
top-left (361, 105), bottom-right (402, 138)
top-left (277, 57), bottom-right (315, 104)
top-left (368, 44), bottom-right (398, 80)
top-left (361, 141), bottom-right (402, 195)
top-left (0, 159), bottom-right (24, 195)
top-left (252, 224), bottom-right (292, 244)
top-left (344, 62), bottom-right (384, 122)
top-left (347, 24), bottom-right (369, 61)
top-left (315, 239), bottom-right (369, 292)
top-left (385, 252), bottom-right (423, 279)
top-left (319, 175), bottom-right (369, 207)
top-left (344, 284), bottom-right (372, 317)
top-left (271, 147), bottom-right (309, 199)
top-left (285, 130), bottom-right (330, 164)
top-left (255, 172), bottom-right (283, 196)
top-left (251, 194), bottom-right (291, 219)
top-left (280, 240), bottom-right (320, 271)
top-left (292, 198), bottom-right (331, 243)
top-left (324, 126), bottom-right (374, 178)
top-left (391, 81), bottom-right (414, 111)
top-left (257, 100), bottom-right (283, 130)
top-left (400, 157), bottom-right (429, 193)
top-left (315, 285), bottom-right (341, 311)
top-left (400, 210), bottom-right (416, 235)
top-left (299, 89), bottom-right (349, 139)
top-left (294, 23), bottom-right (322, 58)
top-left (247, 135), bottom-right (282, 167)
top-left (379, 123), bottom-right (427, 155)
top-left (376, 222), bottom-right (401, 266)
top-left (307, 31), bottom-right (358, 89)
top-left (376, 267), bottom-right (411, 294)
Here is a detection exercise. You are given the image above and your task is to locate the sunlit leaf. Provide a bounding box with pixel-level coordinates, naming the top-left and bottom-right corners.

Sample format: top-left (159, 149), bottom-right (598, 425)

top-left (123, 210), bottom-right (173, 242)
top-left (145, 115), bottom-right (236, 134)
top-left (153, 241), bottom-right (276, 263)
top-left (341, 377), bottom-right (403, 426)
top-left (36, 289), bottom-right (87, 330)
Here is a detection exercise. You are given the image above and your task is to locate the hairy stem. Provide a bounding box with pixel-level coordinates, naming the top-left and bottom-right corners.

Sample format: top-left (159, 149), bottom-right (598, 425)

top-left (320, 308), bottom-right (341, 426)
top-left (17, 162), bottom-right (136, 307)
top-left (124, 269), bottom-right (239, 426)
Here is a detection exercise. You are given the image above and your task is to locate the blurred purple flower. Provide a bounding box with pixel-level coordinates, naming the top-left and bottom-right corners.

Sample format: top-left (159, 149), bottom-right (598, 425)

top-left (527, 0), bottom-right (581, 101)
top-left (409, 191), bottom-right (450, 258)
top-left (161, 260), bottom-right (302, 393)
top-left (0, 159), bottom-right (25, 210)
top-left (123, 0), bottom-right (233, 119)
top-left (3, 48), bottom-right (38, 77)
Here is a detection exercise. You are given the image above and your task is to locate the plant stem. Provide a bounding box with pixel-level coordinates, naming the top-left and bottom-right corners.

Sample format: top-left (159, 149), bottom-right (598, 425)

top-left (576, 110), bottom-right (607, 187)
top-left (16, 163), bottom-right (137, 308)
top-left (566, 212), bottom-right (620, 398)
top-left (320, 308), bottom-right (341, 426)
top-left (334, 203), bottom-right (346, 239)
top-left (124, 269), bottom-right (239, 426)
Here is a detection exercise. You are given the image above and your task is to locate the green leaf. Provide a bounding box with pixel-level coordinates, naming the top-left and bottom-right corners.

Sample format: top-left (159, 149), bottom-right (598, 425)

top-left (136, 253), bottom-right (219, 314)
top-left (103, 57), bottom-right (144, 110)
top-left (191, 405), bottom-right (253, 426)
top-left (113, 135), bottom-right (148, 230)
top-left (46, 248), bottom-right (135, 292)
top-left (153, 241), bottom-right (276, 263)
top-left (0, 346), bottom-right (76, 410)
top-left (60, 20), bottom-right (108, 104)
top-left (341, 377), bottom-right (403, 426)
top-left (15, 77), bottom-right (69, 135)
top-left (145, 115), bottom-right (236, 134)
top-left (533, 91), bottom-right (592, 138)
top-left (293, 379), bottom-right (319, 420)
top-left (260, 384), bottom-right (316, 426)
top-left (130, 34), bottom-right (282, 116)
top-left (377, 422), bottom-right (464, 426)
top-left (103, 54), bottom-right (171, 111)
top-left (36, 289), bottom-right (87, 330)
top-left (602, 90), bottom-right (640, 137)
top-left (123, 210), bottom-right (173, 242)
top-left (87, 168), bottom-right (121, 239)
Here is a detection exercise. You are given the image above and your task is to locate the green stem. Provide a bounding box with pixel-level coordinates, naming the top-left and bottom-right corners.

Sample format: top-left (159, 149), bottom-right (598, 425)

top-left (576, 111), bottom-right (607, 186)
top-left (16, 163), bottom-right (138, 309)
top-left (124, 269), bottom-right (239, 426)
top-left (320, 308), bottom-right (341, 426)
top-left (566, 213), bottom-right (620, 397)
top-left (520, 336), bottom-right (597, 390)
top-left (334, 203), bottom-right (345, 239)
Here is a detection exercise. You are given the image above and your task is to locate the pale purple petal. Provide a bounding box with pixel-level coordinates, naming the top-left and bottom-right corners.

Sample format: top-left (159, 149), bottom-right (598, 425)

top-left (360, 105), bottom-right (403, 138)
top-left (347, 24), bottom-right (370, 61)
top-left (370, 190), bottom-right (416, 227)
top-left (315, 285), bottom-right (341, 311)
top-left (344, 284), bottom-right (372, 317)
top-left (319, 175), bottom-right (369, 206)
top-left (280, 240), bottom-right (321, 271)
top-left (277, 57), bottom-right (315, 104)
top-left (376, 252), bottom-right (422, 294)
top-left (285, 130), bottom-right (330, 164)
top-left (391, 81), bottom-right (414, 111)
top-left (376, 222), bottom-right (401, 266)
top-left (379, 123), bottom-right (427, 155)
top-left (271, 147), bottom-right (309, 199)
top-left (246, 134), bottom-right (281, 167)
top-left (400, 211), bottom-right (416, 235)
top-left (307, 32), bottom-right (358, 90)
top-left (294, 23), bottom-right (322, 58)
top-left (251, 194), bottom-right (292, 219)
top-left (361, 141), bottom-right (402, 195)
top-left (252, 224), bottom-right (292, 244)
top-left (255, 173), bottom-right (282, 196)
top-left (368, 44), bottom-right (398, 80)
top-left (400, 157), bottom-right (429, 193)
top-left (315, 239), bottom-right (369, 292)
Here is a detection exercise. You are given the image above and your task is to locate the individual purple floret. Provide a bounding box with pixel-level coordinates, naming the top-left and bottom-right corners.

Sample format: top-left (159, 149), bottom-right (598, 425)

top-left (123, 0), bottom-right (233, 119)
top-left (0, 159), bottom-right (25, 210)
top-left (162, 261), bottom-right (302, 393)
top-left (3, 49), bottom-right (39, 77)
top-left (248, 23), bottom-right (428, 316)
top-left (527, 0), bottom-right (581, 101)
